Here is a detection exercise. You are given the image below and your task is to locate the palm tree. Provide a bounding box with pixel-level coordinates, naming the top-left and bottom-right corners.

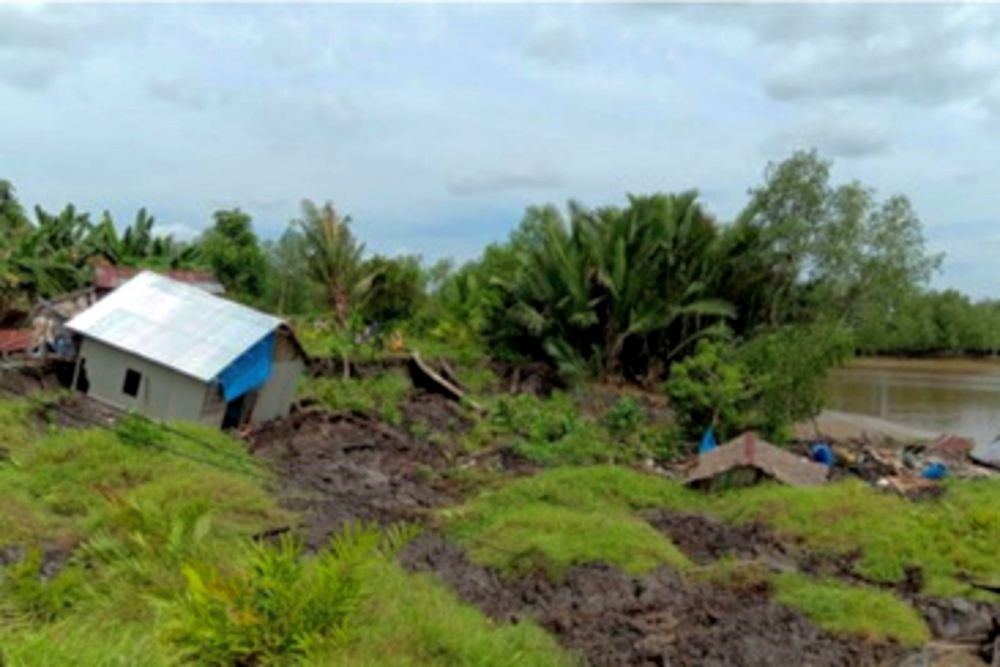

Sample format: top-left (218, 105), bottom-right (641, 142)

top-left (294, 200), bottom-right (372, 327)
top-left (498, 192), bottom-right (736, 380)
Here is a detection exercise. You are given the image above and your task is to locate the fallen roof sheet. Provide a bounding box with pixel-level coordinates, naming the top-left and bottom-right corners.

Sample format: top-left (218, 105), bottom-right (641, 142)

top-left (687, 432), bottom-right (829, 487)
top-left (67, 271), bottom-right (283, 382)
top-left (94, 265), bottom-right (225, 295)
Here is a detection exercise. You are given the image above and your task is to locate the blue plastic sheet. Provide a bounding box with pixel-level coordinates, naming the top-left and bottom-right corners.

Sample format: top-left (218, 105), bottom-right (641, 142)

top-left (218, 332), bottom-right (275, 402)
top-left (810, 442), bottom-right (835, 467)
top-left (699, 427), bottom-right (717, 454)
top-left (921, 462), bottom-right (948, 480)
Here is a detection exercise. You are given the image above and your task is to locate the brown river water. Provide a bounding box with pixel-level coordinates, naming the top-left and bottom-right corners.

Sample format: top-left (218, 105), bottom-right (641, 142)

top-left (825, 357), bottom-right (1000, 446)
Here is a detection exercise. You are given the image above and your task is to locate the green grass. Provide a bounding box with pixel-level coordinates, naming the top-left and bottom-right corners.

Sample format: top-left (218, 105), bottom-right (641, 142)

top-left (0, 398), bottom-right (577, 666)
top-left (461, 393), bottom-right (670, 465)
top-left (709, 478), bottom-right (1000, 595)
top-left (325, 561), bottom-right (575, 667)
top-left (445, 466), bottom-right (694, 579)
top-left (0, 399), bottom-right (289, 664)
top-left (299, 373), bottom-right (412, 424)
top-left (773, 573), bottom-right (930, 646)
top-left (448, 466), bottom-right (1000, 596)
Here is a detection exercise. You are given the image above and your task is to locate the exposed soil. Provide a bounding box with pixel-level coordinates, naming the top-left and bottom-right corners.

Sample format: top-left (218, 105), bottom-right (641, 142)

top-left (402, 533), bottom-right (904, 667)
top-left (29, 393), bottom-right (123, 430)
top-left (643, 510), bottom-right (795, 568)
top-left (400, 389), bottom-right (474, 440)
top-left (245, 408), bottom-right (457, 548)
top-left (0, 360), bottom-right (74, 395)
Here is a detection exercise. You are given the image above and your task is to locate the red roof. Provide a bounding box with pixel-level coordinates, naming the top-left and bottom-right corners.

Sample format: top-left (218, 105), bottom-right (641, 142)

top-left (0, 329), bottom-right (35, 353)
top-left (94, 266), bottom-right (225, 294)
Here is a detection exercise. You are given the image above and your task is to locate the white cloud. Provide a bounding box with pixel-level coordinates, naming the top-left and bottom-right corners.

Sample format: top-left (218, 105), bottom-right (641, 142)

top-left (765, 108), bottom-right (893, 158)
top-left (447, 165), bottom-right (565, 197)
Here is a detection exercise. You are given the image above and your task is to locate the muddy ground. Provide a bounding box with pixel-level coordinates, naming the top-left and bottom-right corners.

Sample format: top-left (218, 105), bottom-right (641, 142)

top-left (244, 393), bottom-right (463, 548)
top-left (402, 532), bottom-right (904, 667)
top-left (242, 380), bottom-right (998, 667)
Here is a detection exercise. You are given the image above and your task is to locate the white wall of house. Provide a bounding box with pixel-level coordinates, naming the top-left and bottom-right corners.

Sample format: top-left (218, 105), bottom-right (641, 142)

top-left (253, 331), bottom-right (305, 422)
top-left (77, 330), bottom-right (303, 428)
top-left (77, 338), bottom-right (211, 423)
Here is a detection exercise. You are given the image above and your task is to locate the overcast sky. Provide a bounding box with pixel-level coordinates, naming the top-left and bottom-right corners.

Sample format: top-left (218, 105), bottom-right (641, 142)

top-left (2, 4), bottom-right (999, 297)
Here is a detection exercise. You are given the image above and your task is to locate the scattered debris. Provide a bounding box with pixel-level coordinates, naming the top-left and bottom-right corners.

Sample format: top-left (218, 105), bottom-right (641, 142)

top-left (926, 434), bottom-right (976, 464)
top-left (686, 432), bottom-right (829, 488)
top-left (971, 440), bottom-right (1000, 470)
top-left (0, 329), bottom-right (36, 358)
top-left (408, 351), bottom-right (483, 412)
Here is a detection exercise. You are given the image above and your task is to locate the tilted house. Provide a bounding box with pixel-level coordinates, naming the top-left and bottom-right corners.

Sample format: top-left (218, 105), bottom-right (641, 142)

top-left (66, 271), bottom-right (306, 428)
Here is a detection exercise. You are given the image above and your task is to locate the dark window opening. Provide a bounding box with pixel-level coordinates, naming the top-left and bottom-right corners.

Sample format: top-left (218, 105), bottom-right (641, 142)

top-left (122, 369), bottom-right (142, 397)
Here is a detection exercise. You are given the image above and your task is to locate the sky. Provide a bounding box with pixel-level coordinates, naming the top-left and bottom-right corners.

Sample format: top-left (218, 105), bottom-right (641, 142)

top-left (1, 4), bottom-right (999, 297)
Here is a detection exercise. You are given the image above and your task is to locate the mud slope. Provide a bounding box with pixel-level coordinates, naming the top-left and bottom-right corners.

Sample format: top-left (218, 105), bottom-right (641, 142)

top-left (246, 406), bottom-right (455, 547)
top-left (403, 533), bottom-right (903, 667)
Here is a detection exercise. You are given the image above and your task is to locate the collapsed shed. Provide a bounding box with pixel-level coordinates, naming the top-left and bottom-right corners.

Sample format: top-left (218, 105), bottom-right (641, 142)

top-left (687, 432), bottom-right (829, 489)
top-left (66, 271), bottom-right (306, 428)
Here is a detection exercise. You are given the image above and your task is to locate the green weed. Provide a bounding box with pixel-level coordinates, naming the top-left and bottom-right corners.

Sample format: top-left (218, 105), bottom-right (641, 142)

top-left (299, 373), bottom-right (411, 424)
top-left (464, 393), bottom-right (650, 466)
top-left (773, 573), bottom-right (930, 646)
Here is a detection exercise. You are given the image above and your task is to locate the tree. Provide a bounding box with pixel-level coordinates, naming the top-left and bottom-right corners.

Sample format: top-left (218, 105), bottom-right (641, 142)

top-left (360, 254), bottom-right (427, 325)
top-left (199, 209), bottom-right (268, 299)
top-left (740, 150), bottom-right (942, 330)
top-left (262, 227), bottom-right (320, 315)
top-left (0, 180), bottom-right (29, 236)
top-left (294, 200), bottom-right (370, 327)
top-left (493, 192), bottom-right (735, 380)
top-left (91, 209), bottom-right (200, 269)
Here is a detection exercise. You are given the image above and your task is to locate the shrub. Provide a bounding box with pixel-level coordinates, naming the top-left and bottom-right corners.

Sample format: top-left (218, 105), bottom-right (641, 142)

top-left (663, 338), bottom-right (755, 443)
top-left (601, 396), bottom-right (645, 436)
top-left (737, 323), bottom-right (853, 441)
top-left (162, 523), bottom-right (414, 665)
top-left (477, 393), bottom-right (642, 466)
top-left (665, 324), bottom-right (853, 444)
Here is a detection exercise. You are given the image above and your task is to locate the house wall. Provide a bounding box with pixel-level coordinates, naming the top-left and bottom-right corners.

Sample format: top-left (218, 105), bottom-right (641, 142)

top-left (252, 331), bottom-right (304, 423)
top-left (77, 338), bottom-right (211, 423)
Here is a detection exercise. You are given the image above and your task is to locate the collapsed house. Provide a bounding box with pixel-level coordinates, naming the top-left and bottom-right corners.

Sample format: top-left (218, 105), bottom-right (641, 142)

top-left (66, 271), bottom-right (306, 428)
top-left (687, 432), bottom-right (829, 488)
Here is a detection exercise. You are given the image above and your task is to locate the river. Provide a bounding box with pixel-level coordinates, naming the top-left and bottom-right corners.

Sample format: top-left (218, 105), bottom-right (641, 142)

top-left (825, 357), bottom-right (1000, 446)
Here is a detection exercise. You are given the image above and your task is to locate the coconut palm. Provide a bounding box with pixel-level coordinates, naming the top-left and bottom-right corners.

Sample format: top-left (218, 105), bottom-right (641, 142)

top-left (294, 200), bottom-right (373, 326)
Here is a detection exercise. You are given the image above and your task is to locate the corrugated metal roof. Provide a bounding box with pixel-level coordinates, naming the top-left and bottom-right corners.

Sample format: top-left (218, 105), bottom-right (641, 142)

top-left (66, 271), bottom-right (284, 382)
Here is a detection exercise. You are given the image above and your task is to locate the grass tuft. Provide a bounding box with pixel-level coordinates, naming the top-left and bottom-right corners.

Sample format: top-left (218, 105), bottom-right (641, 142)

top-left (773, 573), bottom-right (930, 646)
top-left (298, 373), bottom-right (412, 424)
top-left (446, 466), bottom-right (694, 579)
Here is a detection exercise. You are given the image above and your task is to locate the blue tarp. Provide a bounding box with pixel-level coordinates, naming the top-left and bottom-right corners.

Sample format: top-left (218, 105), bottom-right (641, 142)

top-left (699, 427), bottom-right (717, 454)
top-left (810, 442), bottom-right (835, 467)
top-left (218, 332), bottom-right (275, 402)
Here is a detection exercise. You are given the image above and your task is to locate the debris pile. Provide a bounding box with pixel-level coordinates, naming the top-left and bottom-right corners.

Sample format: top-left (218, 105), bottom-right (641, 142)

top-left (686, 432), bottom-right (829, 489)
